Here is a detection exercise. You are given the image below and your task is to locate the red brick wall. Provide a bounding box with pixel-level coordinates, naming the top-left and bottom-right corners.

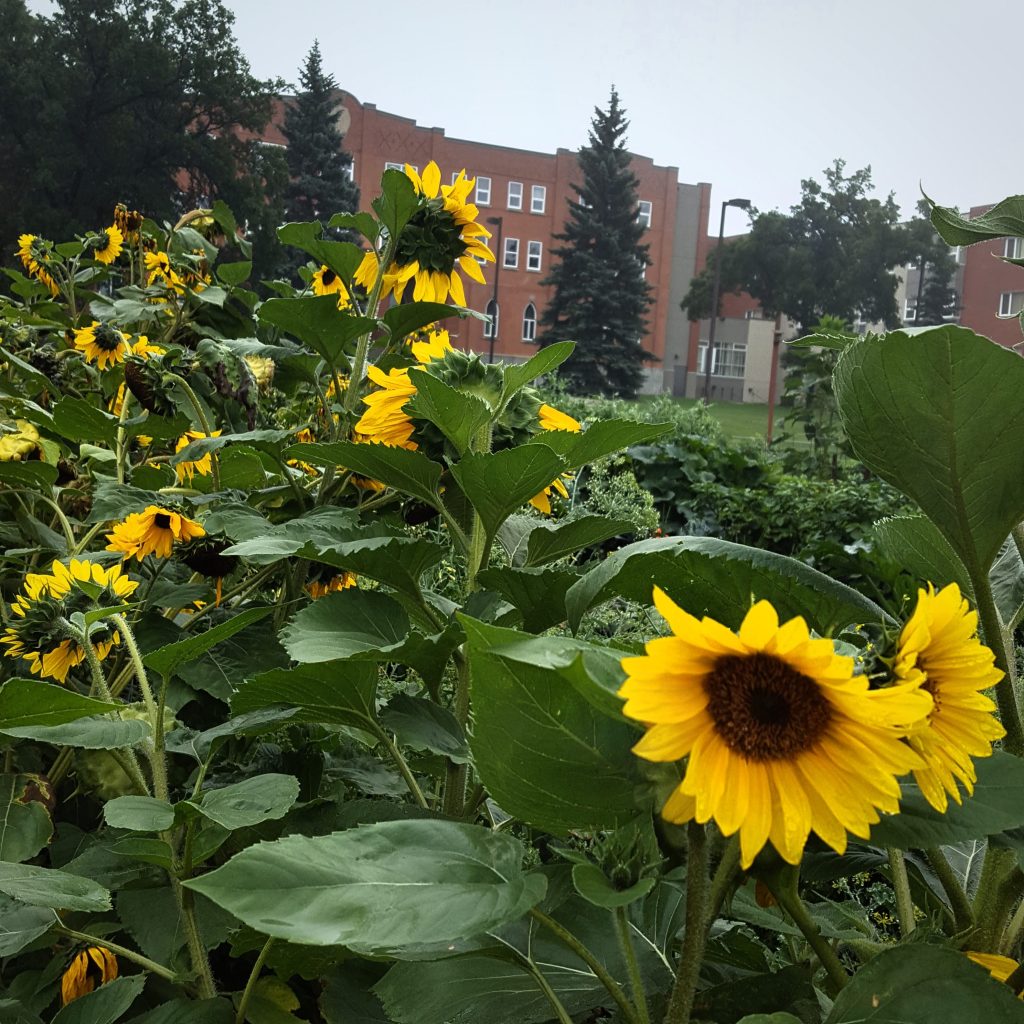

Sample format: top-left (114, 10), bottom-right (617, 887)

top-left (960, 204), bottom-right (1024, 350)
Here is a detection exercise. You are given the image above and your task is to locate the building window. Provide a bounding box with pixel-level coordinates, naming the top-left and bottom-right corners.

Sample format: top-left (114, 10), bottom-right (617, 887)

top-left (475, 176), bottom-right (491, 206)
top-left (526, 240), bottom-right (542, 272)
top-left (344, 158), bottom-right (355, 182)
top-left (483, 299), bottom-right (499, 339)
top-left (904, 301), bottom-right (917, 321)
top-left (999, 292), bottom-right (1024, 317)
top-left (384, 161), bottom-right (404, 172)
top-left (577, 193), bottom-right (590, 208)
top-left (1005, 238), bottom-right (1023, 259)
top-left (531, 185), bottom-right (546, 214)
top-left (503, 237), bottom-right (519, 269)
top-left (697, 341), bottom-right (746, 378)
top-left (951, 245), bottom-right (961, 263)
top-left (637, 200), bottom-right (653, 229)
top-left (522, 303), bottom-right (537, 342)
top-left (508, 181), bottom-right (523, 210)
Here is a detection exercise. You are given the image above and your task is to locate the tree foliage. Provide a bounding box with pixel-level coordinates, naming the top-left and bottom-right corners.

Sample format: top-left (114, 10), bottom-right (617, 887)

top-left (681, 160), bottom-right (909, 330)
top-left (903, 202), bottom-right (959, 326)
top-left (0, 0), bottom-right (285, 276)
top-left (539, 89), bottom-right (653, 398)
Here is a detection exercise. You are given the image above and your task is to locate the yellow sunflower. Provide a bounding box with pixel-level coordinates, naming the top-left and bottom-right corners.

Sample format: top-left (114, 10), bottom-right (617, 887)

top-left (74, 321), bottom-right (130, 371)
top-left (130, 335), bottom-right (165, 359)
top-left (354, 161), bottom-right (493, 306)
top-left (619, 589), bottom-right (932, 868)
top-left (245, 354), bottom-right (275, 390)
top-left (530, 403), bottom-right (580, 514)
top-left (16, 233), bottom-right (60, 295)
top-left (311, 265), bottom-right (352, 309)
top-left (966, 952), bottom-right (1022, 995)
top-left (106, 506), bottom-right (206, 561)
top-left (92, 225), bottom-right (124, 265)
top-left (893, 583), bottom-right (1005, 813)
top-left (173, 430), bottom-right (222, 483)
top-left (144, 251), bottom-right (185, 293)
top-left (61, 947), bottom-right (118, 1006)
top-left (306, 572), bottom-right (357, 600)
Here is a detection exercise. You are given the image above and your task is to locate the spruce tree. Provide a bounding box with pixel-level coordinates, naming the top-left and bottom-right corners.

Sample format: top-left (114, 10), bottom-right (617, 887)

top-left (539, 89), bottom-right (653, 397)
top-left (283, 41), bottom-right (359, 229)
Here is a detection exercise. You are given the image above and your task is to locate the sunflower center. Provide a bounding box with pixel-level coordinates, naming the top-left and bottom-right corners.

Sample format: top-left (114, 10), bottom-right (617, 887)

top-left (153, 513), bottom-right (171, 529)
top-left (321, 268), bottom-right (337, 286)
top-left (393, 203), bottom-right (468, 272)
top-left (703, 652), bottom-right (833, 761)
top-left (93, 324), bottom-right (124, 351)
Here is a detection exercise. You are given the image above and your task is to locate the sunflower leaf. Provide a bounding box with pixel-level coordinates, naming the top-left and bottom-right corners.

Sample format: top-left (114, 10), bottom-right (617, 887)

top-left (407, 369), bottom-right (492, 455)
top-left (258, 296), bottom-right (377, 365)
top-left (0, 862), bottom-right (111, 912)
top-left (51, 975), bottom-right (146, 1024)
top-left (51, 397), bottom-right (119, 445)
top-left (278, 221), bottom-right (365, 281)
top-left (373, 170), bottom-right (420, 240)
top-left (498, 341), bottom-right (575, 407)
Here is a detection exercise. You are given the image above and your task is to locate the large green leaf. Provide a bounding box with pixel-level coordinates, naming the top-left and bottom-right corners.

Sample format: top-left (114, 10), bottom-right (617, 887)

top-left (104, 796), bottom-right (175, 833)
top-left (565, 536), bottom-right (889, 634)
top-left (824, 944), bottom-right (1024, 1022)
top-left (498, 342), bottom-right (575, 407)
top-left (522, 515), bottom-right (635, 568)
top-left (0, 461), bottom-right (58, 493)
top-left (476, 566), bottom-right (578, 633)
top-left (277, 221), bottom-right (365, 280)
top-left (462, 616), bottom-right (640, 834)
top-left (0, 896), bottom-right (54, 955)
top-left (530, 419), bottom-right (673, 471)
top-left (929, 193), bottom-right (1024, 246)
top-left (835, 327), bottom-right (1024, 580)
top-left (381, 302), bottom-right (463, 342)
top-left (51, 397), bottom-right (118, 445)
top-left (259, 296), bottom-right (377, 364)
top-left (380, 694), bottom-right (469, 763)
top-left (194, 774), bottom-right (299, 830)
top-left (184, 821), bottom-right (546, 952)
top-left (874, 516), bottom-right (972, 599)
top-left (122, 997), bottom-right (234, 1024)
top-left (0, 678), bottom-right (115, 728)
top-left (0, 775), bottom-right (51, 864)
top-left (449, 446), bottom-right (568, 539)
top-left (373, 169), bottom-right (420, 239)
top-left (52, 975), bottom-right (146, 1024)
top-left (5, 715), bottom-right (150, 750)
top-left (281, 590), bottom-right (409, 662)
top-left (0, 863), bottom-right (110, 911)
top-left (407, 369), bottom-right (492, 455)
top-left (870, 751), bottom-right (1024, 848)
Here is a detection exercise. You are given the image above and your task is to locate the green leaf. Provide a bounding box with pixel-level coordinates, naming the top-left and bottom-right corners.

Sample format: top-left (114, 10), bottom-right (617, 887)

top-left (0, 344), bottom-right (55, 394)
top-left (449, 446), bottom-right (567, 540)
top-left (373, 169), bottom-right (420, 239)
top-left (143, 606), bottom-right (272, 680)
top-left (184, 821), bottom-right (546, 952)
top-left (531, 419), bottom-right (673, 471)
top-left (0, 896), bottom-right (53, 955)
top-left (52, 975), bottom-right (146, 1024)
top-left (870, 750), bottom-right (1024, 848)
top-left (231, 661), bottom-right (379, 731)
top-left (0, 776), bottom-right (52, 863)
top-left (565, 536), bottom-right (889, 634)
top-left (0, 679), bottom-right (117, 728)
top-left (281, 590), bottom-right (409, 662)
top-left (381, 302), bottom-right (461, 341)
top-left (0, 863), bottom-right (111, 911)
top-left (991, 538), bottom-right (1024, 626)
top-left (51, 397), bottom-right (119, 445)
top-left (498, 341), bottom-right (575, 405)
top-left (259, 296), bottom-right (377, 364)
top-left (5, 715), bottom-right (150, 750)
top-left (169, 429), bottom-right (292, 466)
top-left (327, 210), bottom-right (380, 242)
top-left (122, 997), bottom-right (233, 1024)
top-left (835, 327), bottom-right (1024, 579)
top-left (462, 615), bottom-right (640, 834)
top-left (279, 221), bottom-right (366, 280)
top-left (103, 796), bottom-right (175, 832)
top-left (735, 1014), bottom-right (804, 1024)
top-left (824, 944), bottom-right (1024, 1022)
top-left (874, 516), bottom-right (972, 600)
top-left (195, 774), bottom-right (299, 830)
top-left (215, 260), bottom-right (252, 286)
top-left (380, 694), bottom-right (469, 763)
top-left (476, 566), bottom-right (578, 633)
top-left (407, 368), bottom-right (492, 455)
top-left (571, 863), bottom-right (655, 908)
top-left (286, 441), bottom-right (442, 507)
top-left (523, 515), bottom-right (634, 567)
top-left (0, 461), bottom-right (58, 492)
top-left (929, 193), bottom-right (1024, 246)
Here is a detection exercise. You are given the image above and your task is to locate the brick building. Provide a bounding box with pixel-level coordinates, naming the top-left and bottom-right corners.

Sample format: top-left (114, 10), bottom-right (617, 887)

top-left (262, 91), bottom-right (712, 392)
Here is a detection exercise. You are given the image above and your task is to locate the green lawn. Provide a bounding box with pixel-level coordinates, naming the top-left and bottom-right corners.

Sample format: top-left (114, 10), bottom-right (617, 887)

top-left (674, 398), bottom-right (772, 439)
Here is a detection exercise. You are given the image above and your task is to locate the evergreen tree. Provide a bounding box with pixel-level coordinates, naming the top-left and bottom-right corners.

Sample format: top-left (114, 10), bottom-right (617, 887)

top-left (283, 41), bottom-right (359, 229)
top-left (539, 89), bottom-right (653, 397)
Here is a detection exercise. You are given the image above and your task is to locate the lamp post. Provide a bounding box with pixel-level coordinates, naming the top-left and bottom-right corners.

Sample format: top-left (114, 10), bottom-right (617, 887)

top-left (703, 197), bottom-right (751, 404)
top-left (486, 215), bottom-right (503, 363)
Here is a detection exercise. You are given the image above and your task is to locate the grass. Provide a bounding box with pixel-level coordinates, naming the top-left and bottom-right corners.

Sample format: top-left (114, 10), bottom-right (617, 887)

top-left (635, 396), bottom-right (774, 440)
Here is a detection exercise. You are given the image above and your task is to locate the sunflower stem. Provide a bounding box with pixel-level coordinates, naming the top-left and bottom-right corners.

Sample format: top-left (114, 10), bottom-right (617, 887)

top-left (665, 822), bottom-right (711, 1024)
top-left (771, 883), bottom-right (848, 993)
top-left (707, 836), bottom-right (742, 924)
top-left (443, 649), bottom-right (471, 818)
top-left (925, 846), bottom-right (974, 934)
top-left (115, 387), bottom-right (133, 485)
top-left (887, 848), bottom-right (917, 937)
top-left (374, 727), bottom-right (428, 809)
top-left (55, 923), bottom-right (179, 984)
top-left (71, 521), bottom-right (107, 556)
top-left (165, 372), bottom-right (220, 493)
top-left (235, 936), bottom-right (275, 1024)
top-left (172, 871), bottom-right (217, 997)
top-left (527, 909), bottom-right (640, 1024)
top-left (614, 906), bottom-right (650, 1024)
top-left (510, 950), bottom-right (574, 1024)
top-left (974, 844), bottom-right (1023, 952)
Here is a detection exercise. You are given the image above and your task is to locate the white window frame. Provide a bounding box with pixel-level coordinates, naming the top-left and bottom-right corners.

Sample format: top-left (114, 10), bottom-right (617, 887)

top-left (530, 185), bottom-right (546, 214)
top-left (526, 240), bottom-right (542, 272)
top-left (384, 161), bottom-right (404, 172)
top-left (522, 303), bottom-right (537, 342)
top-left (904, 301), bottom-right (917, 321)
top-left (999, 292), bottom-right (1018, 317)
top-left (475, 176), bottom-right (491, 206)
top-left (344, 158), bottom-right (355, 182)
top-left (697, 341), bottom-right (746, 378)
top-left (507, 181), bottom-right (523, 210)
top-left (1005, 238), bottom-right (1023, 259)
top-left (637, 200), bottom-right (653, 229)
top-left (503, 237), bottom-right (519, 269)
top-left (483, 299), bottom-right (499, 339)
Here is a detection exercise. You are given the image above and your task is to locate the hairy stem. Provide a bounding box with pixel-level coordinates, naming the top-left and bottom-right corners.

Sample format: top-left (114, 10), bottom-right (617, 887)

top-left (925, 847), bottom-right (974, 934)
top-left (888, 848), bottom-right (917, 936)
top-left (772, 884), bottom-right (848, 993)
top-left (166, 372), bottom-right (220, 492)
top-left (55, 924), bottom-right (178, 984)
top-left (171, 873), bottom-right (217, 998)
top-left (235, 937), bottom-right (275, 1024)
top-left (376, 729), bottom-right (428, 808)
top-left (614, 906), bottom-right (650, 1024)
top-left (665, 822), bottom-right (711, 1024)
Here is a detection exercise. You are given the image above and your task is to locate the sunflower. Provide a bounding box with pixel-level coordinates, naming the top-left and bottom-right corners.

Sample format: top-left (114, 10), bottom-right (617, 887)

top-left (619, 590), bottom-right (932, 868)
top-left (306, 572), bottom-right (358, 600)
top-left (61, 947), bottom-right (118, 1005)
top-left (173, 430), bottom-right (222, 483)
top-left (74, 321), bottom-right (130, 371)
top-left (0, 420), bottom-right (43, 462)
top-left (354, 161), bottom-right (493, 306)
top-left (92, 225), bottom-right (124, 265)
top-left (311, 265), bottom-right (352, 309)
top-left (966, 952), bottom-right (1022, 995)
top-left (17, 233), bottom-right (60, 296)
top-left (144, 251), bottom-right (185, 293)
top-left (130, 336), bottom-right (165, 360)
top-left (893, 583), bottom-right (1005, 813)
top-left (245, 354), bottom-right (275, 390)
top-left (106, 506), bottom-right (206, 561)
top-left (529, 403), bottom-right (580, 513)
top-left (113, 203), bottom-right (143, 244)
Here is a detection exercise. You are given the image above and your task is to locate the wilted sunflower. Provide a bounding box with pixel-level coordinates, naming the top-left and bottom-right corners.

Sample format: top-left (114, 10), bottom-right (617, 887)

top-left (306, 571), bottom-right (357, 599)
top-left (16, 233), bottom-right (60, 296)
top-left (893, 583), bottom-right (1005, 813)
top-left (354, 330), bottom-right (455, 450)
top-left (354, 161), bottom-right (493, 306)
top-left (74, 321), bottom-right (130, 370)
top-left (529, 403), bottom-right (580, 514)
top-left (0, 420), bottom-right (43, 462)
top-left (173, 430), bottom-right (222, 483)
top-left (92, 225), bottom-right (124, 265)
top-left (245, 354), bottom-right (275, 390)
top-left (113, 203), bottom-right (143, 244)
top-left (61, 947), bottom-right (118, 1005)
top-left (106, 506), bottom-right (205, 561)
top-left (1, 560), bottom-right (137, 683)
top-left (619, 590), bottom-right (932, 868)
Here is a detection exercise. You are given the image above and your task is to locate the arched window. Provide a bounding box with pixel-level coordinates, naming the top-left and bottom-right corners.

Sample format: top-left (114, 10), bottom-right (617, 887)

top-left (483, 299), bottom-right (499, 339)
top-left (522, 303), bottom-right (537, 343)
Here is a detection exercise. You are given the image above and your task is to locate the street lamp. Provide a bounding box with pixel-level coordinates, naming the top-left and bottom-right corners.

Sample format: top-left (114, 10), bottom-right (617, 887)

top-left (486, 215), bottom-right (503, 363)
top-left (703, 197), bottom-right (752, 404)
